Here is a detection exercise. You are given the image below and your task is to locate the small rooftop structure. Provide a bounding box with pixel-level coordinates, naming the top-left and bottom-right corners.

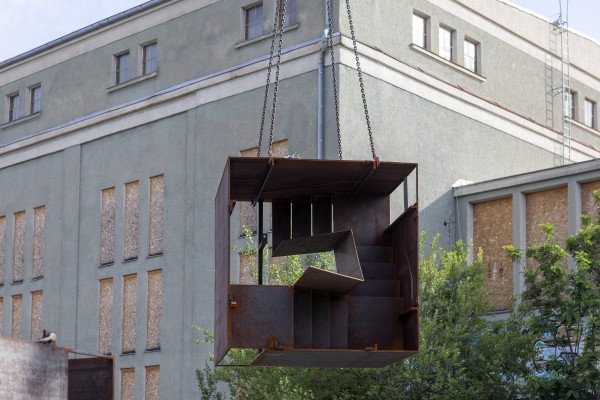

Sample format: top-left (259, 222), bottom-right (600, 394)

top-left (215, 157), bottom-right (419, 368)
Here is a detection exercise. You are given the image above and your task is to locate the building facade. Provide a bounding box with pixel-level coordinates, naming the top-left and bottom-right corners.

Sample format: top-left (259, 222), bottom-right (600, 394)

top-left (0, 0), bottom-right (599, 398)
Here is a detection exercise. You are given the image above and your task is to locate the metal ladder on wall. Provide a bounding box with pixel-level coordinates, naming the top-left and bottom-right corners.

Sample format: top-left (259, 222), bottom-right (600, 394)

top-left (548, 5), bottom-right (572, 166)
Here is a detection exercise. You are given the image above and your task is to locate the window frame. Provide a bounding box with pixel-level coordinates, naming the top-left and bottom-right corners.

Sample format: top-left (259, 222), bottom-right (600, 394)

top-left (565, 90), bottom-right (577, 120)
top-left (439, 25), bottom-right (456, 62)
top-left (244, 2), bottom-right (264, 41)
top-left (282, 0), bottom-right (298, 27)
top-left (115, 51), bottom-right (131, 85)
top-left (584, 98), bottom-right (596, 129)
top-left (463, 38), bottom-right (479, 74)
top-left (412, 12), bottom-right (429, 50)
top-left (8, 93), bottom-right (20, 122)
top-left (29, 84), bottom-right (41, 114)
top-left (142, 42), bottom-right (158, 76)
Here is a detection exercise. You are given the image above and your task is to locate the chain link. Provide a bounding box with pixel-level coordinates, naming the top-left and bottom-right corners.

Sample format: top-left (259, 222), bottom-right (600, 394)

top-left (345, 0), bottom-right (377, 161)
top-left (257, 1), bottom-right (282, 157)
top-left (327, 0), bottom-right (343, 160)
top-left (267, 0), bottom-right (287, 158)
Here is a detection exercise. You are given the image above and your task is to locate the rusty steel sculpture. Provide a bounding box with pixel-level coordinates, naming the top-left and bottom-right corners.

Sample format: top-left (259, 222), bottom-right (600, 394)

top-left (214, 157), bottom-right (419, 368)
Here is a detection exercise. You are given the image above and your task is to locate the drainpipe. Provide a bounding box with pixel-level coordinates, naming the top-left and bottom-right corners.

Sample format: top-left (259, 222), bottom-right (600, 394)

top-left (317, 0), bottom-right (330, 159)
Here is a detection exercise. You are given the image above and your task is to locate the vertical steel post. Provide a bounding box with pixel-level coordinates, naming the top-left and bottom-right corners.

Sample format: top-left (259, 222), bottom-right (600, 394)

top-left (258, 200), bottom-right (264, 285)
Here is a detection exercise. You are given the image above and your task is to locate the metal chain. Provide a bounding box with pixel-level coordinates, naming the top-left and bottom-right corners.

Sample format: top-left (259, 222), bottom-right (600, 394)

top-left (257, 0), bottom-right (282, 157)
top-left (327, 0), bottom-right (343, 160)
top-left (267, 0), bottom-right (288, 158)
top-left (345, 0), bottom-right (377, 161)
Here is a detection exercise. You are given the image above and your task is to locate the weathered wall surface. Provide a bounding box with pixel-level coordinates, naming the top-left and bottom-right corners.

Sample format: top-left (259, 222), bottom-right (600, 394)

top-left (0, 336), bottom-right (68, 399)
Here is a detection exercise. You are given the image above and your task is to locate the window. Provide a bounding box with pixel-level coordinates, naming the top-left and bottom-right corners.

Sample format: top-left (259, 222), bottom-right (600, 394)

top-left (30, 85), bottom-right (41, 114)
top-left (115, 52), bottom-right (130, 85)
top-left (585, 99), bottom-right (596, 129)
top-left (284, 0), bottom-right (298, 26)
top-left (464, 39), bottom-right (478, 73)
top-left (142, 42), bottom-right (157, 75)
top-left (245, 3), bottom-right (263, 40)
top-left (412, 13), bottom-right (428, 49)
top-left (439, 26), bottom-right (455, 62)
top-left (565, 90), bottom-right (577, 119)
top-left (8, 93), bottom-right (19, 122)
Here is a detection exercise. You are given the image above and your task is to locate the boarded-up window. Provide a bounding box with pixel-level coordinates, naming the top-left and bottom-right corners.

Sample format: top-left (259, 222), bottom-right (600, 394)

top-left (582, 181), bottom-right (600, 218)
top-left (473, 197), bottom-right (513, 311)
top-left (122, 274), bottom-right (137, 353)
top-left (0, 216), bottom-right (5, 285)
top-left (124, 181), bottom-right (140, 261)
top-left (149, 176), bottom-right (164, 256)
top-left (239, 253), bottom-right (257, 284)
top-left (146, 270), bottom-right (162, 351)
top-left (13, 211), bottom-right (25, 283)
top-left (32, 206), bottom-right (45, 279)
top-left (100, 188), bottom-right (116, 265)
top-left (526, 187), bottom-right (568, 269)
top-left (121, 368), bottom-right (135, 400)
top-left (0, 297), bottom-right (3, 335)
top-left (31, 291), bottom-right (43, 340)
top-left (99, 278), bottom-right (113, 355)
top-left (145, 365), bottom-right (160, 400)
top-left (11, 294), bottom-right (22, 338)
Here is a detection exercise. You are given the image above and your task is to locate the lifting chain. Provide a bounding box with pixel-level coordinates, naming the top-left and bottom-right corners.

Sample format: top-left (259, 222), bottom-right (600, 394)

top-left (327, 0), bottom-right (343, 160)
top-left (345, 0), bottom-right (378, 164)
top-left (257, 0), bottom-right (287, 157)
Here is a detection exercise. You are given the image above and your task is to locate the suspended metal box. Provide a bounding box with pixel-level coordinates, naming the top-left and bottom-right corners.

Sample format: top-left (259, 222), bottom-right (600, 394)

top-left (215, 157), bottom-right (419, 368)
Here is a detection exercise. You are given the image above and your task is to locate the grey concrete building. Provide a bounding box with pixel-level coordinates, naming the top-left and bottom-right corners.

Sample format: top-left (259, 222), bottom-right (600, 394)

top-left (0, 0), bottom-right (599, 398)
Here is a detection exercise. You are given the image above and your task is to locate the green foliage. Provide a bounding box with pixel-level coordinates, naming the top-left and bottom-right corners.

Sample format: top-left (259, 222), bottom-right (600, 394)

top-left (515, 190), bottom-right (600, 399)
top-left (197, 234), bottom-right (532, 399)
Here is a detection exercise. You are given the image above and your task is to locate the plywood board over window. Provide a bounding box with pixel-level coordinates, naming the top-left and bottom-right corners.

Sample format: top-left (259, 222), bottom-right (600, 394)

top-left (145, 365), bottom-right (160, 400)
top-left (122, 274), bottom-right (137, 353)
top-left (98, 278), bottom-right (113, 355)
top-left (526, 187), bottom-right (568, 269)
top-left (124, 181), bottom-right (140, 261)
top-left (32, 206), bottom-right (45, 279)
top-left (473, 197), bottom-right (513, 311)
top-left (581, 181), bottom-right (600, 219)
top-left (13, 212), bottom-right (25, 283)
top-left (31, 291), bottom-right (43, 340)
top-left (121, 368), bottom-right (135, 400)
top-left (149, 176), bottom-right (164, 256)
top-left (11, 294), bottom-right (22, 338)
top-left (100, 188), bottom-right (116, 265)
top-left (146, 270), bottom-right (162, 351)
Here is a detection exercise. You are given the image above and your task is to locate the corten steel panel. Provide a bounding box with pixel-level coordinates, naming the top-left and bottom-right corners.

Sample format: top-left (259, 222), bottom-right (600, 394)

top-left (334, 194), bottom-right (390, 246)
top-left (312, 194), bottom-right (333, 235)
top-left (294, 289), bottom-right (312, 349)
top-left (273, 230), bottom-right (349, 257)
top-left (230, 285), bottom-right (294, 349)
top-left (214, 161), bottom-right (231, 366)
top-left (272, 199), bottom-right (291, 251)
top-left (68, 358), bottom-right (114, 400)
top-left (251, 349), bottom-right (418, 368)
top-left (348, 297), bottom-right (404, 350)
top-left (330, 295), bottom-right (349, 349)
top-left (294, 267), bottom-right (362, 293)
top-left (389, 206), bottom-right (419, 351)
top-left (312, 293), bottom-right (331, 349)
top-left (227, 157), bottom-right (416, 201)
top-left (334, 230), bottom-right (363, 281)
top-left (291, 197), bottom-right (311, 238)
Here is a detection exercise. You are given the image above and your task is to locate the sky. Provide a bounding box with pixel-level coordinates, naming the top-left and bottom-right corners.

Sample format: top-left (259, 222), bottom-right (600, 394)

top-left (0, 0), bottom-right (599, 62)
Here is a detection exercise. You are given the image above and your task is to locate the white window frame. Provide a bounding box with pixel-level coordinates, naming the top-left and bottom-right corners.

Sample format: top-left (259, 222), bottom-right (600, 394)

top-left (29, 84), bottom-right (41, 114)
top-left (585, 98), bottom-right (596, 129)
top-left (565, 90), bottom-right (577, 120)
top-left (464, 38), bottom-right (479, 74)
top-left (439, 25), bottom-right (456, 62)
top-left (141, 41), bottom-right (158, 75)
top-left (282, 0), bottom-right (298, 26)
top-left (412, 12), bottom-right (429, 49)
top-left (115, 51), bottom-right (131, 85)
top-left (7, 92), bottom-right (20, 122)
top-left (244, 2), bottom-right (263, 40)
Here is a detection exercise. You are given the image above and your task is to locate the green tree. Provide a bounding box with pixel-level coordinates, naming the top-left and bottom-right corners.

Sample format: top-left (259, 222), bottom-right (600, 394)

top-left (197, 234), bottom-right (531, 399)
top-left (506, 191), bottom-right (600, 399)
